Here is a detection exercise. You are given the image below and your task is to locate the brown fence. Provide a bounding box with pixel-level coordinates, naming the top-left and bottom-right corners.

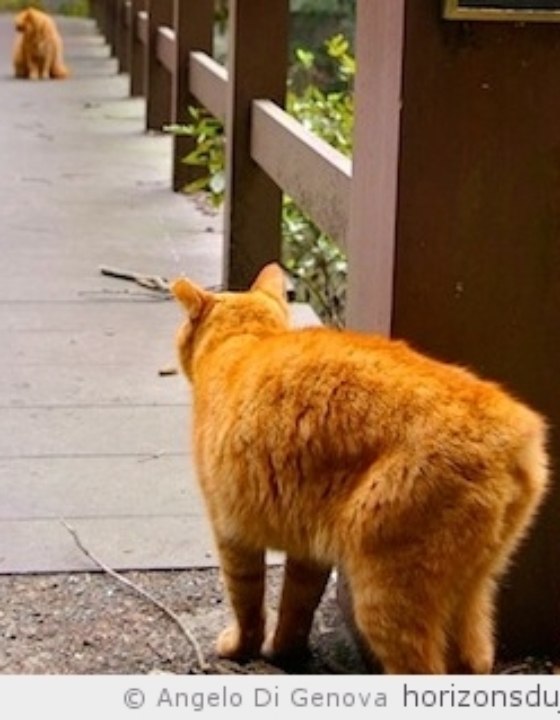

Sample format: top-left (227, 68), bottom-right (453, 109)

top-left (88, 0), bottom-right (397, 335)
top-left (89, 0), bottom-right (559, 663)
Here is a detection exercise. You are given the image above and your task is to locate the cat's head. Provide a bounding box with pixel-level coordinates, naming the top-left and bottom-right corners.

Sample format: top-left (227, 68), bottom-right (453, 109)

top-left (15, 9), bottom-right (32, 33)
top-left (171, 263), bottom-right (289, 380)
top-left (15, 8), bottom-right (42, 34)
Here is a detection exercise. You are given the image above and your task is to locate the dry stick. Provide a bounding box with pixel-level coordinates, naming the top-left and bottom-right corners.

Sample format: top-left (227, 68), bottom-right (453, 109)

top-left (60, 518), bottom-right (209, 671)
top-left (99, 265), bottom-right (171, 294)
top-left (99, 265), bottom-right (225, 295)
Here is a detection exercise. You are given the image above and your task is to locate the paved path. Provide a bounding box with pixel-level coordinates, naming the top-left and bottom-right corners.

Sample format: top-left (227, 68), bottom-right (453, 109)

top-left (0, 14), bottom-right (224, 573)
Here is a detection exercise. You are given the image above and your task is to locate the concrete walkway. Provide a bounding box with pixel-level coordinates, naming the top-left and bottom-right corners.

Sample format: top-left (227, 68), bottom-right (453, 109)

top-left (0, 14), bottom-right (223, 573)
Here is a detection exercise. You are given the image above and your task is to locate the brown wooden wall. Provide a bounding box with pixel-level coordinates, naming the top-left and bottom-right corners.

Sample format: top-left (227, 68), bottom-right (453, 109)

top-left (392, 0), bottom-right (560, 659)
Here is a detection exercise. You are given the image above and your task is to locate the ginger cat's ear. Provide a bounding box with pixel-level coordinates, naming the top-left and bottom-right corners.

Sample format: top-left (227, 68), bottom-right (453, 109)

top-left (251, 263), bottom-right (286, 300)
top-left (170, 278), bottom-right (211, 320)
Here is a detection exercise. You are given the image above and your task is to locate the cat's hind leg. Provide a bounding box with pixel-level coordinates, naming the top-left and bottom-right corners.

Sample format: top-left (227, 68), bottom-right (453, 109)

top-left (346, 561), bottom-right (449, 674)
top-left (447, 574), bottom-right (496, 674)
top-left (215, 541), bottom-right (266, 661)
top-left (263, 556), bottom-right (331, 661)
top-left (447, 491), bottom-right (543, 673)
top-left (449, 454), bottom-right (549, 674)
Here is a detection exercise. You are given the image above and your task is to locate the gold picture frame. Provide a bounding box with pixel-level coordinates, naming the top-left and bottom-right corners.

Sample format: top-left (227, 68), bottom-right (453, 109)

top-left (443, 0), bottom-right (560, 21)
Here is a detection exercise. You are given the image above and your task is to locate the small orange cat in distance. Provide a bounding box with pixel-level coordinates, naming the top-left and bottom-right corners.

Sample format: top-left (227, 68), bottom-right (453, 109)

top-left (171, 263), bottom-right (549, 674)
top-left (13, 7), bottom-right (69, 80)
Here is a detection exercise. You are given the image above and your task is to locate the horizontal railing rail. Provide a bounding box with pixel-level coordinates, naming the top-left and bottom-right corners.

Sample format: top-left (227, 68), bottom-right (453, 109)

top-left (251, 100), bottom-right (352, 249)
top-left (189, 51), bottom-right (227, 122)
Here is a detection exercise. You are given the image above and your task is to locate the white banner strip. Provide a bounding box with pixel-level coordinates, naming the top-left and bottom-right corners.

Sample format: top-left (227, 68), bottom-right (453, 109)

top-left (1, 675), bottom-right (559, 719)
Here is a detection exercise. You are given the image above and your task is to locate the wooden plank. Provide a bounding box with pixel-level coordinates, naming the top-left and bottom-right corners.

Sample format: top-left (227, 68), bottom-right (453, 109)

top-left (115, 0), bottom-right (130, 73)
top-left (189, 51), bottom-right (227, 122)
top-left (137, 9), bottom-right (148, 44)
top-left (156, 26), bottom-right (176, 74)
top-left (345, 0), bottom-right (405, 335)
top-left (97, 0), bottom-right (109, 35)
top-left (172, 0), bottom-right (215, 192)
top-left (89, 0), bottom-right (103, 28)
top-left (251, 99), bottom-right (351, 249)
top-left (129, 1), bottom-right (147, 97)
top-left (124, 0), bottom-right (131, 27)
top-left (105, 0), bottom-right (117, 55)
top-left (145, 0), bottom-right (174, 132)
top-left (224, 0), bottom-right (290, 290)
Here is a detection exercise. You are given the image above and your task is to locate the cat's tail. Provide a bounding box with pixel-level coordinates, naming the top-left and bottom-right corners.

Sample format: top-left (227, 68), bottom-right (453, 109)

top-left (50, 61), bottom-right (70, 79)
top-left (50, 30), bottom-right (70, 79)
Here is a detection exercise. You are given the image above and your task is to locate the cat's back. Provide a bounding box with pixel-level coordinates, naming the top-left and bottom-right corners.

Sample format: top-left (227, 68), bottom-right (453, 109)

top-left (210, 324), bottom-right (517, 409)
top-left (198, 324), bottom-right (543, 454)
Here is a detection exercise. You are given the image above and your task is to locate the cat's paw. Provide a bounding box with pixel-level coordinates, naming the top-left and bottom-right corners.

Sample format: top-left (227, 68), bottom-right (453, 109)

top-left (451, 651), bottom-right (494, 675)
top-left (261, 631), bottom-right (310, 664)
top-left (216, 624), bottom-right (263, 661)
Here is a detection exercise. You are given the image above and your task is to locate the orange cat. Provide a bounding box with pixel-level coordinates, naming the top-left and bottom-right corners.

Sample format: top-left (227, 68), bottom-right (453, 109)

top-left (13, 7), bottom-right (69, 80)
top-left (171, 263), bottom-right (549, 674)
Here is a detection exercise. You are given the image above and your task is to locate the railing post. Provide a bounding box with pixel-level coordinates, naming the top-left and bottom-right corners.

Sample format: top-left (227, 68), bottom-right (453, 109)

top-left (345, 0), bottom-right (404, 335)
top-left (223, 0), bottom-right (290, 289)
top-left (89, 0), bottom-right (103, 28)
top-left (115, 0), bottom-right (130, 73)
top-left (129, 0), bottom-right (147, 97)
top-left (104, 0), bottom-right (117, 56)
top-left (172, 0), bottom-right (214, 192)
top-left (146, 0), bottom-right (174, 131)
top-left (95, 0), bottom-right (109, 37)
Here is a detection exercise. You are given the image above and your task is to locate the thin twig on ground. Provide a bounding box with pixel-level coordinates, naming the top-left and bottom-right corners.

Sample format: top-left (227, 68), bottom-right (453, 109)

top-left (99, 265), bottom-right (171, 294)
top-left (60, 518), bottom-right (209, 671)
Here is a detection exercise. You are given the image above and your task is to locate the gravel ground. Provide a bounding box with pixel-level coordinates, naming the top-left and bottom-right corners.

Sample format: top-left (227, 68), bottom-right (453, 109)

top-left (0, 567), bottom-right (370, 675)
top-left (0, 567), bottom-right (557, 676)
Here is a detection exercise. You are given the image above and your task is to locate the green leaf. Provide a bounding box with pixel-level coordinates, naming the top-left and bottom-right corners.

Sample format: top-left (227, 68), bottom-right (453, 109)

top-left (295, 48), bottom-right (315, 70)
top-left (163, 123), bottom-right (191, 136)
top-left (185, 176), bottom-right (211, 194)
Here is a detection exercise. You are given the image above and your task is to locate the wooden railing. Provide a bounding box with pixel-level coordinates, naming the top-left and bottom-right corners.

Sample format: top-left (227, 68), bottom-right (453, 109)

top-left (88, 0), bottom-right (401, 334)
top-left (88, 1), bottom-right (560, 663)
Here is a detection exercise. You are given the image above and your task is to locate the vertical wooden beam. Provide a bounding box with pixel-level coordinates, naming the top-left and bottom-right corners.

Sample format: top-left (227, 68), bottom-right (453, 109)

top-left (146, 0), bottom-right (174, 132)
top-left (129, 0), bottom-right (147, 97)
top-left (105, 0), bottom-right (117, 56)
top-left (345, 0), bottom-right (405, 334)
top-left (224, 0), bottom-right (289, 290)
top-left (89, 0), bottom-right (102, 27)
top-left (97, 0), bottom-right (109, 38)
top-left (172, 0), bottom-right (214, 192)
top-left (115, 0), bottom-right (130, 73)
top-left (337, 0), bottom-right (406, 667)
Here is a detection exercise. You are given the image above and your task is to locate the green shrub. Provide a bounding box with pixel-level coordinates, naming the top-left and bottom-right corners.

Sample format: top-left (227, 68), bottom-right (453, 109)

top-left (0, 0), bottom-right (38, 9)
top-left (167, 34), bottom-right (354, 326)
top-left (291, 0), bottom-right (355, 13)
top-left (57, 0), bottom-right (89, 16)
top-left (0, 0), bottom-right (89, 14)
top-left (166, 108), bottom-right (226, 206)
